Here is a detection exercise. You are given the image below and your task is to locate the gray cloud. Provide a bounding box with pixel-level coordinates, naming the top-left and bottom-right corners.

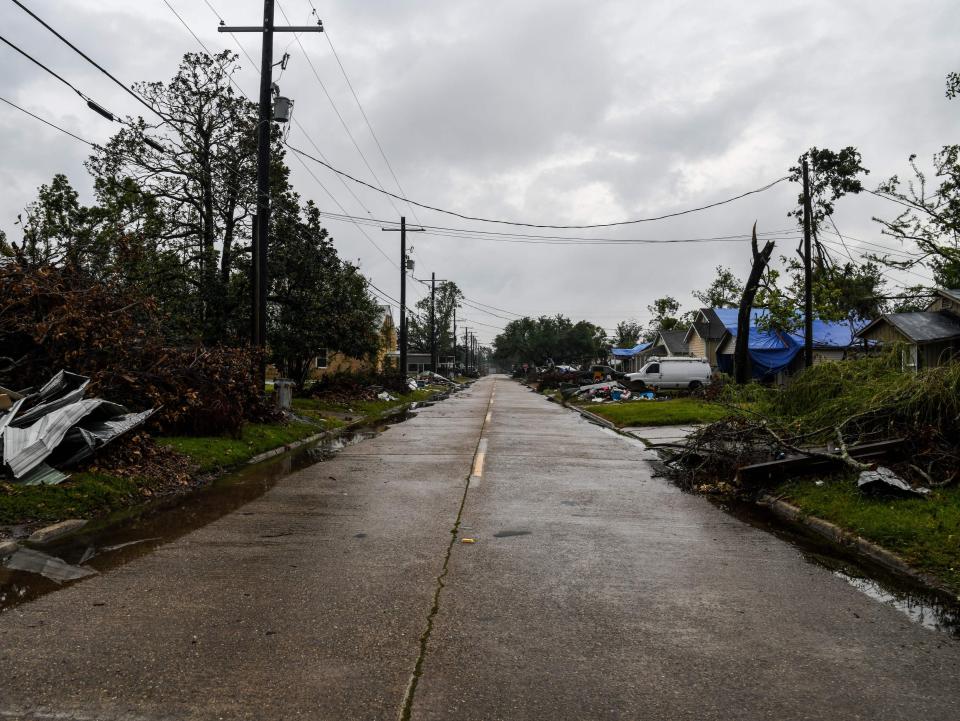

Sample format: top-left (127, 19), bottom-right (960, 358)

top-left (1, 0), bottom-right (957, 343)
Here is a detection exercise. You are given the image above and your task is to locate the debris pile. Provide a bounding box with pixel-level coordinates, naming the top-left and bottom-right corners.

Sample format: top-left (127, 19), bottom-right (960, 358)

top-left (0, 263), bottom-right (275, 436)
top-left (0, 370), bottom-right (155, 486)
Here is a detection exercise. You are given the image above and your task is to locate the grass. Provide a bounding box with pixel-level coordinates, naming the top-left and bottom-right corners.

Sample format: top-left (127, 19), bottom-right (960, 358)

top-left (292, 387), bottom-right (439, 423)
top-left (576, 397), bottom-right (732, 427)
top-left (157, 420), bottom-right (320, 472)
top-left (0, 472), bottom-right (147, 525)
top-left (780, 476), bottom-right (960, 593)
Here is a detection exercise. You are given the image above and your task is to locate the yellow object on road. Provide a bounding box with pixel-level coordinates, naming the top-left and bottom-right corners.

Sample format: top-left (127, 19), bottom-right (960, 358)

top-left (461, 538), bottom-right (476, 544)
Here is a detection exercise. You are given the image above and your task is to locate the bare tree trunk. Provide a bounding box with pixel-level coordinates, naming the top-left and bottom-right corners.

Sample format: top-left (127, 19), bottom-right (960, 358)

top-left (735, 223), bottom-right (775, 385)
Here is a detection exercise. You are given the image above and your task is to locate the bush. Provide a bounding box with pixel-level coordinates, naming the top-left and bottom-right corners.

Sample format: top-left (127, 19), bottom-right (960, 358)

top-left (0, 263), bottom-right (275, 436)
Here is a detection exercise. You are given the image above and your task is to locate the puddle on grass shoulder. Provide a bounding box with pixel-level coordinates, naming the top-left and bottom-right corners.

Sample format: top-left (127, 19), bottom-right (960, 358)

top-left (0, 417), bottom-right (408, 613)
top-left (713, 498), bottom-right (960, 638)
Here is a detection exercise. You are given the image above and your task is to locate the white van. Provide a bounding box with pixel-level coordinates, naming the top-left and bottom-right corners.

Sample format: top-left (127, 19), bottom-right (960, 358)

top-left (625, 356), bottom-right (712, 390)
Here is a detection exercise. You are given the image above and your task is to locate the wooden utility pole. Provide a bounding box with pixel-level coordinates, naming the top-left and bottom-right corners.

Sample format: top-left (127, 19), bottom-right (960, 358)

top-left (802, 156), bottom-right (814, 368)
top-left (430, 272), bottom-right (437, 373)
top-left (219, 3), bottom-right (322, 386)
top-left (381, 217), bottom-right (423, 377)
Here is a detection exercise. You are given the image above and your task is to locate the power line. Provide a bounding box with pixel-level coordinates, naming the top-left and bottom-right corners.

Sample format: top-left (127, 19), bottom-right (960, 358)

top-left (308, 0), bottom-right (426, 229)
top-left (286, 140), bottom-right (790, 229)
top-left (10, 0), bottom-right (163, 121)
top-left (275, 0), bottom-right (405, 221)
top-left (0, 94), bottom-right (94, 146)
top-left (314, 209), bottom-right (801, 246)
top-left (0, 34), bottom-right (91, 103)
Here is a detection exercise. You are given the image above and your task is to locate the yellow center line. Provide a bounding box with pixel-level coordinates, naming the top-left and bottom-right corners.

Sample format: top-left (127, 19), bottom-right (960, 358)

top-left (471, 438), bottom-right (488, 479)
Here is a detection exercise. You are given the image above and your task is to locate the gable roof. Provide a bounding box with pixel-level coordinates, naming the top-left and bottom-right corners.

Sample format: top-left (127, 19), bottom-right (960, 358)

top-left (683, 308), bottom-right (728, 343)
top-left (656, 330), bottom-right (689, 354)
top-left (856, 311), bottom-right (960, 344)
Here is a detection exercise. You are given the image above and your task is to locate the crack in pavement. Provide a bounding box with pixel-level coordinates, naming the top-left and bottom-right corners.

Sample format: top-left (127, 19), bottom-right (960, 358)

top-left (396, 380), bottom-right (496, 721)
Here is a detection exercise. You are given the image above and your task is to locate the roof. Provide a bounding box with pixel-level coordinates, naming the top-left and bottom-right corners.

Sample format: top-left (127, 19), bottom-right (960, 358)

top-left (937, 289), bottom-right (960, 304)
top-left (683, 308), bottom-right (730, 344)
top-left (713, 308), bottom-right (861, 349)
top-left (656, 330), bottom-right (689, 354)
top-left (611, 342), bottom-right (652, 357)
top-left (856, 311), bottom-right (960, 343)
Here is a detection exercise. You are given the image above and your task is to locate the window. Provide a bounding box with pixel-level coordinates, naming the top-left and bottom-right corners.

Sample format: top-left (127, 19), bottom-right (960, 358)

top-left (646, 363), bottom-right (660, 374)
top-left (316, 349), bottom-right (329, 369)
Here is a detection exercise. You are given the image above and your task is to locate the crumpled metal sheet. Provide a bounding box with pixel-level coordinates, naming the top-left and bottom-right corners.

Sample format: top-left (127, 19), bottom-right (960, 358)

top-left (3, 398), bottom-right (126, 479)
top-left (19, 462), bottom-right (70, 486)
top-left (53, 408), bottom-right (156, 468)
top-left (11, 370), bottom-right (90, 427)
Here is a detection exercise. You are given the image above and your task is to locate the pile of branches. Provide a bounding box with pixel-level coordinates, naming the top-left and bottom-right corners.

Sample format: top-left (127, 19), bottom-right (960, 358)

top-left (305, 367), bottom-right (408, 402)
top-left (537, 368), bottom-right (582, 391)
top-left (0, 262), bottom-right (276, 436)
top-left (665, 353), bottom-right (960, 493)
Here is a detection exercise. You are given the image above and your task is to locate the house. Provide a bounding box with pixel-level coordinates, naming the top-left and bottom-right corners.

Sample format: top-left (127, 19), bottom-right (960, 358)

top-left (610, 342), bottom-right (652, 373)
top-left (711, 308), bottom-right (861, 381)
top-left (683, 308), bottom-right (729, 368)
top-left (310, 305), bottom-right (398, 378)
top-left (855, 289), bottom-right (960, 371)
top-left (648, 329), bottom-right (689, 358)
top-left (384, 351), bottom-right (432, 374)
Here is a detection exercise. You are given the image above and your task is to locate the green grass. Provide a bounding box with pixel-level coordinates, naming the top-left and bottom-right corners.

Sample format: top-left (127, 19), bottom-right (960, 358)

top-left (0, 472), bottom-right (147, 525)
top-left (780, 476), bottom-right (960, 593)
top-left (578, 398), bottom-right (732, 427)
top-left (292, 388), bottom-right (439, 423)
top-left (157, 420), bottom-right (320, 472)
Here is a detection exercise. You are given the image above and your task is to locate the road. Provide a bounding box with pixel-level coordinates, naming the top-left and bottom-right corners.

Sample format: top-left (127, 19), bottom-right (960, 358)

top-left (1, 376), bottom-right (959, 720)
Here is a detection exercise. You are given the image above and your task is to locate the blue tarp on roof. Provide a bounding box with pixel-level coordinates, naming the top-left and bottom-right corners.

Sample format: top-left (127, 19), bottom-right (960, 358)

top-left (712, 308), bottom-right (860, 379)
top-left (611, 342), bottom-right (651, 357)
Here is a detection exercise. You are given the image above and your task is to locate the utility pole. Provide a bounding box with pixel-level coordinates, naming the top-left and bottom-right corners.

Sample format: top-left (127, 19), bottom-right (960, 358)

top-left (430, 272), bottom-right (437, 373)
top-left (463, 327), bottom-right (470, 368)
top-left (452, 305), bottom-right (456, 372)
top-left (219, 3), bottom-right (322, 387)
top-left (381, 216), bottom-right (423, 378)
top-left (802, 156), bottom-right (814, 368)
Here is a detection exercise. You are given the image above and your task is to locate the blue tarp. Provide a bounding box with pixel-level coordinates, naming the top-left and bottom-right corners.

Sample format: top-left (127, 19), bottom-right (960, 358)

top-left (611, 342), bottom-right (651, 357)
top-left (712, 308), bottom-right (860, 379)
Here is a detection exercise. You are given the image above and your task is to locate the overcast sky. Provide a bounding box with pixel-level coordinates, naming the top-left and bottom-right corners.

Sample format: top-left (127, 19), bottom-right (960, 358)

top-left (1, 0), bottom-right (957, 343)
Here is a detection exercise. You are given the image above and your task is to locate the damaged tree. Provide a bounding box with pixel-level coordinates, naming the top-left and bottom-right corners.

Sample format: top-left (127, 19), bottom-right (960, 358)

top-left (734, 223), bottom-right (774, 384)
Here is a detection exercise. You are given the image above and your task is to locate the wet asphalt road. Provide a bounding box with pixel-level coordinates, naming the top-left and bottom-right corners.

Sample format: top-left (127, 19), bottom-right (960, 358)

top-left (2, 376), bottom-right (960, 720)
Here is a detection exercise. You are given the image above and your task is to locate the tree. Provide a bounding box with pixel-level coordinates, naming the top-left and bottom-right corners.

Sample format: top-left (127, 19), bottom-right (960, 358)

top-left (87, 51), bottom-right (261, 342)
top-left (613, 320), bottom-right (643, 348)
top-left (756, 146), bottom-right (876, 332)
top-left (693, 266), bottom-right (743, 308)
top-left (646, 296), bottom-right (681, 336)
top-left (492, 315), bottom-right (605, 366)
top-left (734, 224), bottom-right (775, 384)
top-left (788, 147), bottom-right (869, 232)
top-left (872, 72), bottom-right (960, 289)
top-left (268, 200), bottom-right (381, 390)
top-left (408, 281), bottom-right (463, 358)
top-left (758, 258), bottom-right (887, 332)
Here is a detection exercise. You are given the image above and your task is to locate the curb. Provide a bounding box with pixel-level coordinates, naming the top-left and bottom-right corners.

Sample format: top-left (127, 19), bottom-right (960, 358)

top-left (760, 495), bottom-right (958, 600)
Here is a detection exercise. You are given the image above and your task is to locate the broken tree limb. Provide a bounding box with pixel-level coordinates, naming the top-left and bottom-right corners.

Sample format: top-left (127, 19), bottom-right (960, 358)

top-left (734, 222), bottom-right (775, 385)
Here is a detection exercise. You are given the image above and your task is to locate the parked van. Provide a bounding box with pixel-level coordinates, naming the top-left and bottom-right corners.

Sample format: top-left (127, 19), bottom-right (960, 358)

top-left (625, 356), bottom-right (712, 390)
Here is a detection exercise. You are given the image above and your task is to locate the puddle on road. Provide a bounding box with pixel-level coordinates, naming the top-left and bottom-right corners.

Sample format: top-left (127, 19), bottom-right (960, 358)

top-left (713, 498), bottom-right (960, 638)
top-left (0, 418), bottom-right (407, 613)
